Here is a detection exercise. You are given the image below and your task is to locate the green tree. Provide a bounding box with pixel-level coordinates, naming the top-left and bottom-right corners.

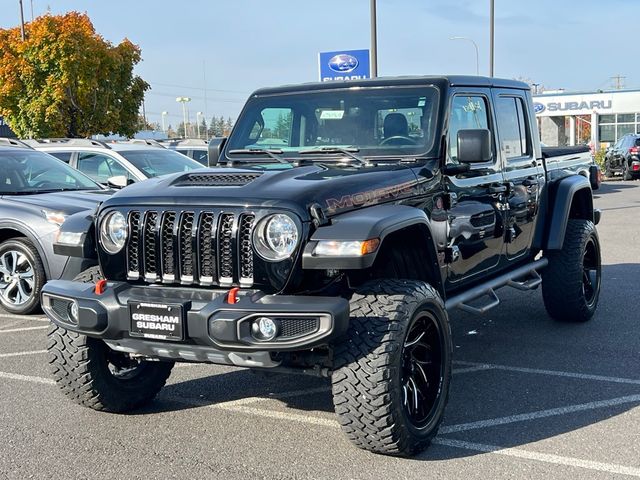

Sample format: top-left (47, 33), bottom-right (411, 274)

top-left (0, 12), bottom-right (149, 138)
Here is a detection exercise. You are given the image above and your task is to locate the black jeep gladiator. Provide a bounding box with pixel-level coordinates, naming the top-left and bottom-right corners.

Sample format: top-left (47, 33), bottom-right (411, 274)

top-left (42, 76), bottom-right (602, 457)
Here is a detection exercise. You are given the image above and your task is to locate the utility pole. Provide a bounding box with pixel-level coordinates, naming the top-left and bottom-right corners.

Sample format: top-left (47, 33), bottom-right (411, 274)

top-left (18, 0), bottom-right (26, 41)
top-left (611, 75), bottom-right (625, 90)
top-left (30, 0), bottom-right (33, 20)
top-left (489, 0), bottom-right (495, 77)
top-left (370, 0), bottom-right (378, 78)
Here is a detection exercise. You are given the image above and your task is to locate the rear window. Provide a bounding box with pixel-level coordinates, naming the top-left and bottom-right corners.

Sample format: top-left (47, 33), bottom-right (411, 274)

top-left (634, 138), bottom-right (640, 147)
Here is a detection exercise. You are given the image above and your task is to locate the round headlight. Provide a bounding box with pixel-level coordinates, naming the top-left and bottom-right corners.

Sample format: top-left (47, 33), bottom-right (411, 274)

top-left (100, 211), bottom-right (128, 254)
top-left (253, 214), bottom-right (299, 261)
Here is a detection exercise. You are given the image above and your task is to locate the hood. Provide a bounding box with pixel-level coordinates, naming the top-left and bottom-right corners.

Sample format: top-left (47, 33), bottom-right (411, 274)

top-left (4, 189), bottom-right (112, 215)
top-left (100, 164), bottom-right (426, 219)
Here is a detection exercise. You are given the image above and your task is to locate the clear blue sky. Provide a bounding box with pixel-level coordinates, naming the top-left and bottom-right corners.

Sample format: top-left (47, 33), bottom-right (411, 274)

top-left (1, 0), bottom-right (638, 128)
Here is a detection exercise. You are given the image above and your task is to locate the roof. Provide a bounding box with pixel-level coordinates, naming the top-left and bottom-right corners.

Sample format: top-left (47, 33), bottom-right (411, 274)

top-left (251, 75), bottom-right (529, 96)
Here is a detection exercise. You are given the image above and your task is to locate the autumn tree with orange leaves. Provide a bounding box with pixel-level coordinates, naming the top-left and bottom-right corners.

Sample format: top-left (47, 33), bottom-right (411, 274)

top-left (0, 12), bottom-right (148, 138)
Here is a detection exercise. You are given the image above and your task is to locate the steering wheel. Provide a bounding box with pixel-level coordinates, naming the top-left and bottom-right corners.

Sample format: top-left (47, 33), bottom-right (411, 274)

top-left (380, 135), bottom-right (418, 146)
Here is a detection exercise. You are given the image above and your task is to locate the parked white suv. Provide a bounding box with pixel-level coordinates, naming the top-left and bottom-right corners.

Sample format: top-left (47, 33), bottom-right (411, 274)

top-left (160, 138), bottom-right (209, 166)
top-left (27, 139), bottom-right (203, 187)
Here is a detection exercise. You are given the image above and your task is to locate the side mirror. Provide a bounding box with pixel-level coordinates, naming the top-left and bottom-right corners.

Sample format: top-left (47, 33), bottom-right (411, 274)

top-left (107, 175), bottom-right (128, 189)
top-left (208, 137), bottom-right (228, 166)
top-left (457, 129), bottom-right (493, 163)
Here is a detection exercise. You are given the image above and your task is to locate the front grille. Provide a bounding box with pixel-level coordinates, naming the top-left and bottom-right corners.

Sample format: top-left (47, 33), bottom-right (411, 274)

top-left (125, 209), bottom-right (256, 287)
top-left (172, 172), bottom-right (262, 187)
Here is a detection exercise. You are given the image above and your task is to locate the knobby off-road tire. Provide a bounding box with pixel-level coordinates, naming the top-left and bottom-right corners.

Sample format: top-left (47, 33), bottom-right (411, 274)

top-left (542, 219), bottom-right (601, 323)
top-left (623, 162), bottom-right (633, 181)
top-left (0, 238), bottom-right (46, 315)
top-left (332, 279), bottom-right (452, 457)
top-left (47, 266), bottom-right (174, 412)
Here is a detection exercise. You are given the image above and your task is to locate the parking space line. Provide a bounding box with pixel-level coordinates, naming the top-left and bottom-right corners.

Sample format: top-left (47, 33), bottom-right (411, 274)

top-left (454, 360), bottom-right (640, 386)
top-left (440, 393), bottom-right (640, 434)
top-left (0, 371), bottom-right (54, 385)
top-left (0, 325), bottom-right (48, 333)
top-left (434, 438), bottom-right (640, 478)
top-left (0, 350), bottom-right (47, 358)
top-left (452, 364), bottom-right (494, 375)
top-left (0, 313), bottom-right (48, 322)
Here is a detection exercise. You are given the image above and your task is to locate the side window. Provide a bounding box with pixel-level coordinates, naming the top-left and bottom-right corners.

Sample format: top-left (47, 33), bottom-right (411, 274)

top-left (448, 95), bottom-right (490, 162)
top-left (495, 96), bottom-right (530, 160)
top-left (77, 153), bottom-right (127, 184)
top-left (48, 151), bottom-right (72, 163)
top-left (191, 150), bottom-right (208, 166)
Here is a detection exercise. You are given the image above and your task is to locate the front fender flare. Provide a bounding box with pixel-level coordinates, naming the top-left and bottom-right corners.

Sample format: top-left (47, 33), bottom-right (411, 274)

top-left (302, 204), bottom-right (438, 270)
top-left (53, 210), bottom-right (97, 259)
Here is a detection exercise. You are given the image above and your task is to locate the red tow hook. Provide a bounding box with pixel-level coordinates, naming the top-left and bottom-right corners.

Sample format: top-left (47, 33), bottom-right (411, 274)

top-left (94, 279), bottom-right (107, 295)
top-left (226, 287), bottom-right (240, 304)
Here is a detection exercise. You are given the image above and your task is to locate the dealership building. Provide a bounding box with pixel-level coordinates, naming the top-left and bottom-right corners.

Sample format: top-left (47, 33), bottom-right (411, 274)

top-left (533, 89), bottom-right (640, 150)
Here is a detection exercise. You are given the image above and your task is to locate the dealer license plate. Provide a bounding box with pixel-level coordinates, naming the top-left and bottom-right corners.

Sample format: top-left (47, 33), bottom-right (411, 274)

top-left (129, 302), bottom-right (185, 341)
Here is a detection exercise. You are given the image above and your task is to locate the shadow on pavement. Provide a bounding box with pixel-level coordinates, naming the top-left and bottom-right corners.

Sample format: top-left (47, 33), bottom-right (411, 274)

top-left (134, 263), bottom-right (640, 461)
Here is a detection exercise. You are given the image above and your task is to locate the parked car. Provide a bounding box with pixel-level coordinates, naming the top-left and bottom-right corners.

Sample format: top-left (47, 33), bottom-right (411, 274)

top-left (27, 138), bottom-right (203, 187)
top-left (43, 76), bottom-right (601, 456)
top-left (161, 138), bottom-right (209, 166)
top-left (603, 133), bottom-right (640, 179)
top-left (0, 138), bottom-right (111, 314)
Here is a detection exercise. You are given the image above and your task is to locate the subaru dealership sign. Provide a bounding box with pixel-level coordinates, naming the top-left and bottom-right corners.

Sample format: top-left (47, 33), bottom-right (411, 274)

top-left (318, 49), bottom-right (370, 82)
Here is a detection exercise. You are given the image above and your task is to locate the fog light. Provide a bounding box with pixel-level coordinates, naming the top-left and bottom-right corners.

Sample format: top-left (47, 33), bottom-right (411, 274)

top-left (251, 317), bottom-right (278, 341)
top-left (67, 301), bottom-right (79, 324)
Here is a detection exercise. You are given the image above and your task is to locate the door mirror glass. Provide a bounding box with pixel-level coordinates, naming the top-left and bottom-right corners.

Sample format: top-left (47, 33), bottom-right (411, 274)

top-left (457, 129), bottom-right (492, 163)
top-left (107, 175), bottom-right (128, 189)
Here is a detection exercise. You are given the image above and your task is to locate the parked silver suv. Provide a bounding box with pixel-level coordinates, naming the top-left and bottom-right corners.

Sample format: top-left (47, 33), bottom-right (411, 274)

top-left (28, 138), bottom-right (203, 187)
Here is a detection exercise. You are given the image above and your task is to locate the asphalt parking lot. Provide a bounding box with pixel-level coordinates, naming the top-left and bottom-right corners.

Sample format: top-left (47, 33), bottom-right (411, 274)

top-left (1, 180), bottom-right (639, 479)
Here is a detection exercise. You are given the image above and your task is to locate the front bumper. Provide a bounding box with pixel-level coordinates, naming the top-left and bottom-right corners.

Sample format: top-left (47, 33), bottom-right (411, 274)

top-left (41, 280), bottom-right (349, 366)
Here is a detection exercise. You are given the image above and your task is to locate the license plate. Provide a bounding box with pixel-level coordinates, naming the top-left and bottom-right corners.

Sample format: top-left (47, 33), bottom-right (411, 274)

top-left (129, 302), bottom-right (185, 341)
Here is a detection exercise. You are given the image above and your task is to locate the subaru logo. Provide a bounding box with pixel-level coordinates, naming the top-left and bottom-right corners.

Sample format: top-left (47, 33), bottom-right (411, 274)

top-left (328, 54), bottom-right (359, 73)
top-left (533, 102), bottom-right (545, 114)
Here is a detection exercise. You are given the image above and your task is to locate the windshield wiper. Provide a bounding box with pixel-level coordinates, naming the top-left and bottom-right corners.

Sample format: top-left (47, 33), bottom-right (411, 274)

top-left (298, 147), bottom-right (369, 166)
top-left (227, 148), bottom-right (288, 165)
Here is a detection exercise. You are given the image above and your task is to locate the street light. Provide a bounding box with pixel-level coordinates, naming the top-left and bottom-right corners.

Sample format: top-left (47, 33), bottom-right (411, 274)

top-left (370, 0), bottom-right (378, 78)
top-left (176, 97), bottom-right (191, 138)
top-left (196, 112), bottom-right (203, 139)
top-left (449, 37), bottom-right (479, 76)
top-left (161, 111), bottom-right (168, 133)
top-left (489, 0), bottom-right (495, 77)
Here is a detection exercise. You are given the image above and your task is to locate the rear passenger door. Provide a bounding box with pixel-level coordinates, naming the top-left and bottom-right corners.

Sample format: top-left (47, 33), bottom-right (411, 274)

top-left (492, 89), bottom-right (544, 260)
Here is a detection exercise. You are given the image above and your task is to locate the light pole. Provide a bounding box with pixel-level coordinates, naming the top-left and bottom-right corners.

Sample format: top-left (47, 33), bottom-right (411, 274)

top-left (370, 0), bottom-right (378, 78)
top-left (449, 37), bottom-right (479, 75)
top-left (176, 97), bottom-right (191, 138)
top-left (18, 0), bottom-right (26, 40)
top-left (489, 0), bottom-right (495, 77)
top-left (196, 112), bottom-right (203, 139)
top-left (161, 111), bottom-right (168, 133)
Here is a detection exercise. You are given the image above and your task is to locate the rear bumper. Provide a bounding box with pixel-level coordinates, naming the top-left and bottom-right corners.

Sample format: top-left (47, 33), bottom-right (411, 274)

top-left (41, 280), bottom-right (349, 364)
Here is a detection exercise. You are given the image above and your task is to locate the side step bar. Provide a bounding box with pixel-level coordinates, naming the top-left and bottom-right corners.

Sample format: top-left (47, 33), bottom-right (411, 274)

top-left (445, 258), bottom-right (548, 315)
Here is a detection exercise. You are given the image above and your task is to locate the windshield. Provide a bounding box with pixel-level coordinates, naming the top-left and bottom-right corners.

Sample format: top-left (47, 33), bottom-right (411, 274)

top-left (0, 150), bottom-right (100, 194)
top-left (119, 149), bottom-right (202, 178)
top-left (227, 86), bottom-right (439, 161)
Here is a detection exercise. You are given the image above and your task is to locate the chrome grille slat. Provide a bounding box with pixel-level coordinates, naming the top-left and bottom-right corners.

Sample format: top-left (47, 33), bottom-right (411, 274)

top-left (143, 211), bottom-right (158, 281)
top-left (178, 212), bottom-right (195, 283)
top-left (238, 214), bottom-right (255, 286)
top-left (160, 212), bottom-right (176, 281)
top-left (127, 211), bottom-right (141, 280)
top-left (218, 213), bottom-right (235, 286)
top-left (124, 208), bottom-right (255, 287)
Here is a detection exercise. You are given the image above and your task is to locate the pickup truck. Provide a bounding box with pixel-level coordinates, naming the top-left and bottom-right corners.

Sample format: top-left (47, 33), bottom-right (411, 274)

top-left (42, 76), bottom-right (602, 457)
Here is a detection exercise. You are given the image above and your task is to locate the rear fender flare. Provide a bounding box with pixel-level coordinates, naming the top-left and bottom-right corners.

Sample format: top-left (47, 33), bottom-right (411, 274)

top-left (545, 175), bottom-right (594, 250)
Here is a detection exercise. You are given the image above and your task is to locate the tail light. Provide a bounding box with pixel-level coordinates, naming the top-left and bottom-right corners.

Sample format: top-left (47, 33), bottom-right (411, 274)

top-left (629, 146), bottom-right (640, 154)
top-left (633, 164), bottom-right (640, 171)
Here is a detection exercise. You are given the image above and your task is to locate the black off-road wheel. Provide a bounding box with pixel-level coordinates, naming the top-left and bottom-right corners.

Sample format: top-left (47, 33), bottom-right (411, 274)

top-left (331, 280), bottom-right (452, 457)
top-left (0, 238), bottom-right (46, 315)
top-left (623, 162), bottom-right (633, 180)
top-left (47, 266), bottom-right (174, 412)
top-left (542, 219), bottom-right (601, 323)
